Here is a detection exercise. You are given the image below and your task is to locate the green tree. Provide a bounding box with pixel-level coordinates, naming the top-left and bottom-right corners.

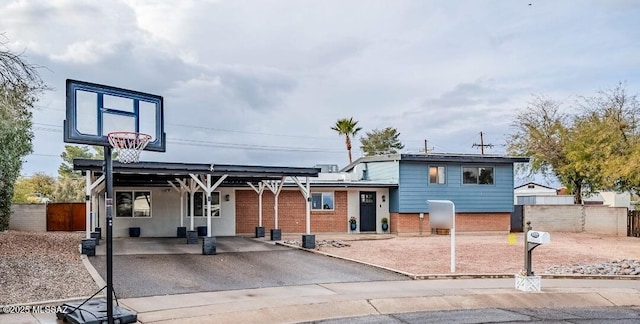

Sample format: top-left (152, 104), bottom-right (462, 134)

top-left (331, 117), bottom-right (362, 164)
top-left (12, 173), bottom-right (55, 203)
top-left (508, 84), bottom-right (640, 203)
top-left (55, 145), bottom-right (105, 202)
top-left (0, 38), bottom-right (45, 231)
top-left (359, 127), bottom-right (405, 156)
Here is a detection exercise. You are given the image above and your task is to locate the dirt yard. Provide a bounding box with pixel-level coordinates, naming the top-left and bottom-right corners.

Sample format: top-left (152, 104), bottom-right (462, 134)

top-left (318, 232), bottom-right (640, 275)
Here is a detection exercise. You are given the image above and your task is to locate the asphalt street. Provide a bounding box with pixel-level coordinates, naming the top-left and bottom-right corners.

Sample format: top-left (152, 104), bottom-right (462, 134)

top-left (309, 307), bottom-right (640, 324)
top-left (90, 248), bottom-right (407, 298)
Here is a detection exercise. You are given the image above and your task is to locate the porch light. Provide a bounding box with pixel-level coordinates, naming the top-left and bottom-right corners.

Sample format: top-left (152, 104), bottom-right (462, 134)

top-left (382, 195), bottom-right (386, 202)
top-left (225, 194), bottom-right (230, 201)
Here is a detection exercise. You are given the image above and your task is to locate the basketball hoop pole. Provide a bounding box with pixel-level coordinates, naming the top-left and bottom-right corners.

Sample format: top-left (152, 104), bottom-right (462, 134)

top-left (104, 146), bottom-right (115, 324)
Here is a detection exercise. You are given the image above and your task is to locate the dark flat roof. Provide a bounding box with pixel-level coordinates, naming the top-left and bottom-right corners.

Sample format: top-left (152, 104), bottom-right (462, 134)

top-left (341, 153), bottom-right (530, 172)
top-left (74, 159), bottom-right (320, 187)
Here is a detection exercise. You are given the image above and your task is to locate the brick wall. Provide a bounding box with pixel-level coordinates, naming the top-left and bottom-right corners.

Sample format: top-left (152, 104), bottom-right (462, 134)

top-left (9, 204), bottom-right (47, 232)
top-left (236, 189), bottom-right (348, 234)
top-left (390, 212), bottom-right (510, 235)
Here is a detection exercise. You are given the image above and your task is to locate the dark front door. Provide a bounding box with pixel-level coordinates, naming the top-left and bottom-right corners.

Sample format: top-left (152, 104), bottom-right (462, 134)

top-left (359, 192), bottom-right (376, 232)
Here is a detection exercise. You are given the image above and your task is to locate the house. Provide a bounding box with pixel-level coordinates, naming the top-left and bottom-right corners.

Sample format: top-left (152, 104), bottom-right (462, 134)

top-left (341, 153), bottom-right (530, 234)
top-left (514, 182), bottom-right (560, 204)
top-left (74, 153), bottom-right (528, 238)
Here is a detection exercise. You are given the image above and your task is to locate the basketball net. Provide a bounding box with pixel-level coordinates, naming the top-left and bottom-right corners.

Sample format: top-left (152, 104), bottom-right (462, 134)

top-left (107, 132), bottom-right (152, 163)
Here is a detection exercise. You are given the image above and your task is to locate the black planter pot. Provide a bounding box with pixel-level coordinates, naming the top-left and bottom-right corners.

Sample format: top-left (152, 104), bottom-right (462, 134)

top-left (382, 223), bottom-right (389, 232)
top-left (255, 226), bottom-right (265, 238)
top-left (197, 226), bottom-right (207, 236)
top-left (90, 232), bottom-right (100, 245)
top-left (177, 227), bottom-right (187, 238)
top-left (302, 234), bottom-right (316, 249)
top-left (186, 230), bottom-right (198, 244)
top-left (350, 223), bottom-right (357, 231)
top-left (270, 229), bottom-right (282, 241)
top-left (81, 238), bottom-right (96, 256)
top-left (202, 236), bottom-right (216, 255)
top-left (129, 227), bottom-right (141, 237)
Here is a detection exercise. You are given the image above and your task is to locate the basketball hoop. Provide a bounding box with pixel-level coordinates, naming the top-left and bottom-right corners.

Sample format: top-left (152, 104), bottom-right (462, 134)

top-left (107, 132), bottom-right (152, 163)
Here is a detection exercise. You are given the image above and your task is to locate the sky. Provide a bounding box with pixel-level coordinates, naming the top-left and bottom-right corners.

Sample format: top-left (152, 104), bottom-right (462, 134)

top-left (1, 0), bottom-right (639, 187)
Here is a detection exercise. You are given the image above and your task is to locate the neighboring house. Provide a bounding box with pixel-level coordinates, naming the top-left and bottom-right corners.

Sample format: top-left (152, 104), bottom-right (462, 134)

top-left (583, 191), bottom-right (631, 209)
top-left (341, 153), bottom-right (529, 235)
top-left (514, 182), bottom-right (559, 204)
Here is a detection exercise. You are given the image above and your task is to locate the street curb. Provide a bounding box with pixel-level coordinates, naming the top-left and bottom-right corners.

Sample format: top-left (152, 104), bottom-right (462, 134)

top-left (276, 242), bottom-right (640, 281)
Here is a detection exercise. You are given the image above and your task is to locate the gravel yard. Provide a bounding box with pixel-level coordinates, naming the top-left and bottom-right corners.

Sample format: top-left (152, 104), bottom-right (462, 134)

top-left (0, 231), bottom-right (98, 306)
top-left (315, 232), bottom-right (640, 275)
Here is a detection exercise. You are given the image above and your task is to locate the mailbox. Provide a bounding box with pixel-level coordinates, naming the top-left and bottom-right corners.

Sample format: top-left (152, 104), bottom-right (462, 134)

top-left (526, 231), bottom-right (550, 244)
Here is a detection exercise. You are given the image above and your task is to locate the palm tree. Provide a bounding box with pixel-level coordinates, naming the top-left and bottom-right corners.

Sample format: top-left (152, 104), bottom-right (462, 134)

top-left (331, 117), bottom-right (362, 164)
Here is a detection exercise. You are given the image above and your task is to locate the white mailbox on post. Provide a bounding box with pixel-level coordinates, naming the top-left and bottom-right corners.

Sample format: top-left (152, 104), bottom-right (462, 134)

top-left (526, 231), bottom-right (550, 245)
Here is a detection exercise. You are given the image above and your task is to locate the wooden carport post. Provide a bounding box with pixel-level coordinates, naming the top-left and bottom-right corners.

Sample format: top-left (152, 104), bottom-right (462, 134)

top-left (247, 182), bottom-right (267, 237)
top-left (190, 173), bottom-right (228, 255)
top-left (293, 176), bottom-right (314, 248)
top-left (264, 177), bottom-right (285, 241)
top-left (168, 178), bottom-right (188, 238)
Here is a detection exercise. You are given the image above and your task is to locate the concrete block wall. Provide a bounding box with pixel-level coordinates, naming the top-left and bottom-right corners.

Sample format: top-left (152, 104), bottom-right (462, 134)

top-left (235, 189), bottom-right (348, 234)
top-left (523, 205), bottom-right (583, 232)
top-left (9, 204), bottom-right (47, 232)
top-left (584, 206), bottom-right (627, 236)
top-left (524, 205), bottom-right (627, 236)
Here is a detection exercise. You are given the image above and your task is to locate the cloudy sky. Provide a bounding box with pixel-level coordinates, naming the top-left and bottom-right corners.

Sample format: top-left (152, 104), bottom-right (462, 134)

top-left (2, 0), bottom-right (639, 185)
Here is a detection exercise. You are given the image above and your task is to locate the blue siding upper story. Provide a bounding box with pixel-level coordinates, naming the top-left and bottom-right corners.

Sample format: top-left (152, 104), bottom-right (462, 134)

top-left (395, 161), bottom-right (515, 213)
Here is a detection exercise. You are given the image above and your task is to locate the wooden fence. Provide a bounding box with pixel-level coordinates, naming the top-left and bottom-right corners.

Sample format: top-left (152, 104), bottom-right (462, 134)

top-left (46, 203), bottom-right (85, 231)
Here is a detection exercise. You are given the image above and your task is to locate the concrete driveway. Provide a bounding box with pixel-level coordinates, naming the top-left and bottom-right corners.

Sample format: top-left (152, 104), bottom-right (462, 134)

top-left (89, 237), bottom-right (406, 298)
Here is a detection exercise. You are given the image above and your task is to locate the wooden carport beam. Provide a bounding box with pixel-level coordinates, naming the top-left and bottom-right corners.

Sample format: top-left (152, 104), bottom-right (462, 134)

top-left (247, 182), bottom-right (266, 227)
top-left (292, 176), bottom-right (311, 235)
top-left (264, 177), bottom-right (286, 229)
top-left (190, 173), bottom-right (228, 237)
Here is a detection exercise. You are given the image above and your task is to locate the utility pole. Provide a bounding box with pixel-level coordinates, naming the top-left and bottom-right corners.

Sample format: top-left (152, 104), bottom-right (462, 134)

top-left (472, 131), bottom-right (493, 155)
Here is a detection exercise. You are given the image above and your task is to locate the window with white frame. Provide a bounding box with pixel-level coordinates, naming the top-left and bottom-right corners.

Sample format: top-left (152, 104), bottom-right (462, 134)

top-left (186, 191), bottom-right (221, 217)
top-left (429, 166), bottom-right (446, 184)
top-left (463, 167), bottom-right (494, 185)
top-left (311, 192), bottom-right (334, 210)
top-left (116, 191), bottom-right (152, 217)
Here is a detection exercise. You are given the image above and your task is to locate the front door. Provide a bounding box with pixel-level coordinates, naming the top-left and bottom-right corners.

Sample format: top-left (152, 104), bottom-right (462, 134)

top-left (359, 192), bottom-right (376, 231)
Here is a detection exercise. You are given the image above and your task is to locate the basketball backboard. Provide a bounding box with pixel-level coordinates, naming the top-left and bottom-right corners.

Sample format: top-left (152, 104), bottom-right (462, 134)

top-left (63, 79), bottom-right (166, 152)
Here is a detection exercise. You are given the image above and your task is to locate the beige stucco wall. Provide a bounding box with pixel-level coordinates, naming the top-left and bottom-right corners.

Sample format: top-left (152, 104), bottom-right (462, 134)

top-left (9, 204), bottom-right (47, 232)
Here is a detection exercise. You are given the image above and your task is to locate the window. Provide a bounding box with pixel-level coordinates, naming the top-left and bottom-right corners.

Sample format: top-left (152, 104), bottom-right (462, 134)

top-left (186, 191), bottom-right (221, 217)
top-left (311, 192), bottom-right (334, 210)
top-left (463, 167), bottom-right (494, 185)
top-left (429, 166), bottom-right (446, 184)
top-left (116, 191), bottom-right (151, 217)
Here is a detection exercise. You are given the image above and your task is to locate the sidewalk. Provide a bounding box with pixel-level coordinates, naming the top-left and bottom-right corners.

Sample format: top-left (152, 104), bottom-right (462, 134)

top-left (4, 278), bottom-right (640, 323)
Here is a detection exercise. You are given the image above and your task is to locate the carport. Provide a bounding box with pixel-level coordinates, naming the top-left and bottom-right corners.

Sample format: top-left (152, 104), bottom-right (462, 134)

top-left (74, 159), bottom-right (321, 251)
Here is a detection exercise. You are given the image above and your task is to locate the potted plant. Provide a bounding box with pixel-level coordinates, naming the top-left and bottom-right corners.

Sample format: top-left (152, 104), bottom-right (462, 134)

top-left (381, 217), bottom-right (389, 232)
top-left (349, 217), bottom-right (357, 231)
